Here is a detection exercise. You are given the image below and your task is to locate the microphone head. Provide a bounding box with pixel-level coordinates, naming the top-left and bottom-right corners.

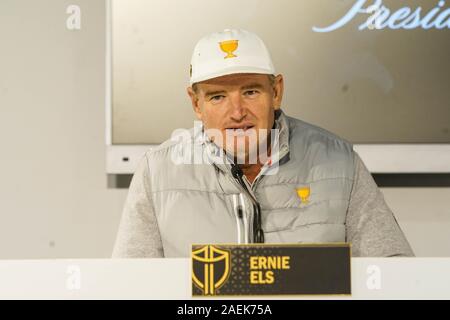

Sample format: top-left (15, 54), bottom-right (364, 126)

top-left (231, 164), bottom-right (244, 179)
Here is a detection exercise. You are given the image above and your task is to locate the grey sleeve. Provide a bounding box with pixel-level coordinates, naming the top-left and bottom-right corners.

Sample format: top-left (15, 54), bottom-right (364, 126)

top-left (346, 152), bottom-right (414, 257)
top-left (112, 153), bottom-right (164, 258)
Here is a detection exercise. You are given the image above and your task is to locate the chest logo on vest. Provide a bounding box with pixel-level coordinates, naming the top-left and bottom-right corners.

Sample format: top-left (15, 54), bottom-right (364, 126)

top-left (296, 187), bottom-right (310, 204)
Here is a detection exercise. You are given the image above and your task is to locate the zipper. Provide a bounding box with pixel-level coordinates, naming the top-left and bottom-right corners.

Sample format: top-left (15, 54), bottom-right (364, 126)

top-left (239, 193), bottom-right (251, 243)
top-left (228, 143), bottom-right (289, 243)
top-left (230, 176), bottom-right (255, 243)
top-left (232, 194), bottom-right (247, 244)
top-left (230, 165), bottom-right (264, 243)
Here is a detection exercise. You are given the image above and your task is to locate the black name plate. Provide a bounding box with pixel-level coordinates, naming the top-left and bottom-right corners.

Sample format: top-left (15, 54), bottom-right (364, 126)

top-left (191, 244), bottom-right (351, 296)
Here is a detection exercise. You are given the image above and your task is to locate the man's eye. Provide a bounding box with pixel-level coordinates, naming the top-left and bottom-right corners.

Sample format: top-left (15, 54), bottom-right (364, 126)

top-left (244, 90), bottom-right (259, 96)
top-left (210, 95), bottom-right (225, 102)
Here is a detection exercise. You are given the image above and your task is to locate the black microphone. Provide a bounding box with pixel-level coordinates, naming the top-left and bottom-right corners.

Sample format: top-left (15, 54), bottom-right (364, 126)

top-left (231, 164), bottom-right (265, 243)
top-left (231, 164), bottom-right (244, 180)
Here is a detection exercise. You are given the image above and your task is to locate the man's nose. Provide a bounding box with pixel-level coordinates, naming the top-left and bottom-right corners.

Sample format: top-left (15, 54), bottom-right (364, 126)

top-left (228, 92), bottom-right (246, 121)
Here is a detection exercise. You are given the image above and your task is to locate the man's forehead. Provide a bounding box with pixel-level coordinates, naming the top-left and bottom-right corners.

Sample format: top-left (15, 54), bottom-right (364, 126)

top-left (197, 73), bottom-right (270, 89)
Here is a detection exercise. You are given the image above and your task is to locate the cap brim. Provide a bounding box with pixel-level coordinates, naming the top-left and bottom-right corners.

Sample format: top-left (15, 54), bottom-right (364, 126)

top-left (190, 65), bottom-right (275, 85)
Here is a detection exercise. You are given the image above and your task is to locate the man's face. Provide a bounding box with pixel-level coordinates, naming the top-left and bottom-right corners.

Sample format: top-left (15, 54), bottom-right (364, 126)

top-left (187, 73), bottom-right (284, 164)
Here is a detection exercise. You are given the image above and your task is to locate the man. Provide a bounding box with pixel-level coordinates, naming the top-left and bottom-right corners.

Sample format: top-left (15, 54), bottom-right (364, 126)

top-left (112, 29), bottom-right (413, 258)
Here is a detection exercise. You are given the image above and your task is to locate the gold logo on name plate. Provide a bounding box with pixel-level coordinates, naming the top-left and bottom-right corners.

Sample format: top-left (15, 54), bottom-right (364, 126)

top-left (192, 245), bottom-right (231, 295)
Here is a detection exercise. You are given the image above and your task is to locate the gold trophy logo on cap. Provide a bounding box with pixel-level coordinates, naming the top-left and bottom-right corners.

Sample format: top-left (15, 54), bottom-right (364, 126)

top-left (219, 40), bottom-right (239, 59)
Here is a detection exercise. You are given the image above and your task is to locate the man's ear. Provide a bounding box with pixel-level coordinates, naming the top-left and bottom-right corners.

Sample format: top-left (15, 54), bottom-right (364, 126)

top-left (187, 86), bottom-right (202, 120)
top-left (272, 74), bottom-right (284, 110)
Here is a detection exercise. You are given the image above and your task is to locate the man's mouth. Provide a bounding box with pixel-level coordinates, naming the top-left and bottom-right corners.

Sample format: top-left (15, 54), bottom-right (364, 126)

top-left (225, 125), bottom-right (255, 131)
top-left (224, 125), bottom-right (256, 138)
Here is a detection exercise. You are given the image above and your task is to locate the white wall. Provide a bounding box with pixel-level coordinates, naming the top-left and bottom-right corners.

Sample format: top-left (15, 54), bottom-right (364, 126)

top-left (381, 188), bottom-right (450, 257)
top-left (0, 0), bottom-right (449, 258)
top-left (0, 0), bottom-right (128, 259)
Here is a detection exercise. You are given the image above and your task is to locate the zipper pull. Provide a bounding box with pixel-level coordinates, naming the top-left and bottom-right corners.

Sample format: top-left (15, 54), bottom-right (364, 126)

top-left (237, 206), bottom-right (243, 219)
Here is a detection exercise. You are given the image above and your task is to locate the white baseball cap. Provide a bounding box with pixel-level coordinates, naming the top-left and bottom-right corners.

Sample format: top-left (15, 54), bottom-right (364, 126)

top-left (189, 29), bottom-right (276, 85)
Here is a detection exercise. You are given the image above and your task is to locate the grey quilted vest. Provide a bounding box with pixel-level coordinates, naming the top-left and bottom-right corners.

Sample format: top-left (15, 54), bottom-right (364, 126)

top-left (148, 110), bottom-right (354, 257)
